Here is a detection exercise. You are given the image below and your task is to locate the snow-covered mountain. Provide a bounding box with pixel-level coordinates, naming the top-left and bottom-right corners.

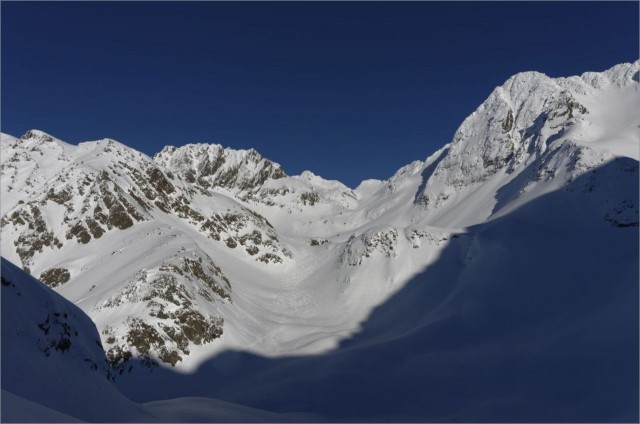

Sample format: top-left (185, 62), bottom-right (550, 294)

top-left (1, 61), bottom-right (638, 421)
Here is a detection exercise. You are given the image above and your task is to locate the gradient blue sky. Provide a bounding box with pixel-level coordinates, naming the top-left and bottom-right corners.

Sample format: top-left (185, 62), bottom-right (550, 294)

top-left (2, 2), bottom-right (638, 187)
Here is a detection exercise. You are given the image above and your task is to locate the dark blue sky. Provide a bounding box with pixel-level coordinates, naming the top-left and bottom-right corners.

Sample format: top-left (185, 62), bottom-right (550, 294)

top-left (2, 2), bottom-right (638, 187)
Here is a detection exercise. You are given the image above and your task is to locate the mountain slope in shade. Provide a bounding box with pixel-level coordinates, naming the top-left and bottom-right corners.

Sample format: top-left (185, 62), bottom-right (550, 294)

top-left (0, 258), bottom-right (154, 422)
top-left (0, 61), bottom-right (637, 422)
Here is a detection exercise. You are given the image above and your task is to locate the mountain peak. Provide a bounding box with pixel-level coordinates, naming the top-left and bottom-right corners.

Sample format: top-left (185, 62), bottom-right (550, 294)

top-left (20, 129), bottom-right (55, 141)
top-left (19, 129), bottom-right (78, 149)
top-left (153, 142), bottom-right (287, 195)
top-left (412, 61), bottom-right (639, 223)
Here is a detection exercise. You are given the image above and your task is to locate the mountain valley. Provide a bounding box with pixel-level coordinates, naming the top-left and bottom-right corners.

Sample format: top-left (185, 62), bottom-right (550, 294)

top-left (1, 61), bottom-right (638, 422)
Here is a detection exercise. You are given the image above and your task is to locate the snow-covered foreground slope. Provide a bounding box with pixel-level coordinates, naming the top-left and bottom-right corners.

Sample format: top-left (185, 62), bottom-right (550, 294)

top-left (0, 258), bottom-right (152, 422)
top-left (1, 61), bottom-right (638, 421)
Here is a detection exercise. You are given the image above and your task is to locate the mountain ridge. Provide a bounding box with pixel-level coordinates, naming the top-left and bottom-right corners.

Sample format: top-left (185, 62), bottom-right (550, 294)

top-left (1, 60), bottom-right (638, 422)
top-left (1, 60), bottom-right (637, 374)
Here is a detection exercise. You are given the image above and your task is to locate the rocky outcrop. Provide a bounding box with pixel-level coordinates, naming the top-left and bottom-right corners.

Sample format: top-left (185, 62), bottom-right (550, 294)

top-left (154, 143), bottom-right (286, 197)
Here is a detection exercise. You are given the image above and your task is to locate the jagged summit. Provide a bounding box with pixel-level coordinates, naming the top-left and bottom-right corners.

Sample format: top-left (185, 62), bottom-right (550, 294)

top-left (153, 142), bottom-right (287, 195)
top-left (20, 129), bottom-right (57, 141)
top-left (409, 61), bottom-right (639, 225)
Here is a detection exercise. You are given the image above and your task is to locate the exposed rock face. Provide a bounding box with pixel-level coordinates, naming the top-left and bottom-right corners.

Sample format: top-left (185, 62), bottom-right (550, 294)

top-left (39, 267), bottom-right (71, 288)
top-left (341, 228), bottom-right (399, 266)
top-left (153, 143), bottom-right (287, 197)
top-left (93, 250), bottom-right (230, 369)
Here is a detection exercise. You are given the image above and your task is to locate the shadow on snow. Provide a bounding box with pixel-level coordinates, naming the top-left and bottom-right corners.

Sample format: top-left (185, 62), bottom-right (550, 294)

top-left (118, 159), bottom-right (639, 423)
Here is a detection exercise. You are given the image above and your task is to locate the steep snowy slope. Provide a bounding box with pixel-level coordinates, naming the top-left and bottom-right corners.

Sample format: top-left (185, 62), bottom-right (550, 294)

top-left (0, 257), bottom-right (153, 422)
top-left (1, 60), bottom-right (637, 386)
top-left (412, 61), bottom-right (639, 227)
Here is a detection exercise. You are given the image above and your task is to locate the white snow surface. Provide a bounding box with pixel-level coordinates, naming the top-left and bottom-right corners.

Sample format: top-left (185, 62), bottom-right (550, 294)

top-left (1, 61), bottom-right (638, 422)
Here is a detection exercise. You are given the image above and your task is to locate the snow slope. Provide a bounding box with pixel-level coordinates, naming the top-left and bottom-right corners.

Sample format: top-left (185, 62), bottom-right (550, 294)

top-left (0, 61), bottom-right (638, 421)
top-left (0, 257), bottom-right (153, 422)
